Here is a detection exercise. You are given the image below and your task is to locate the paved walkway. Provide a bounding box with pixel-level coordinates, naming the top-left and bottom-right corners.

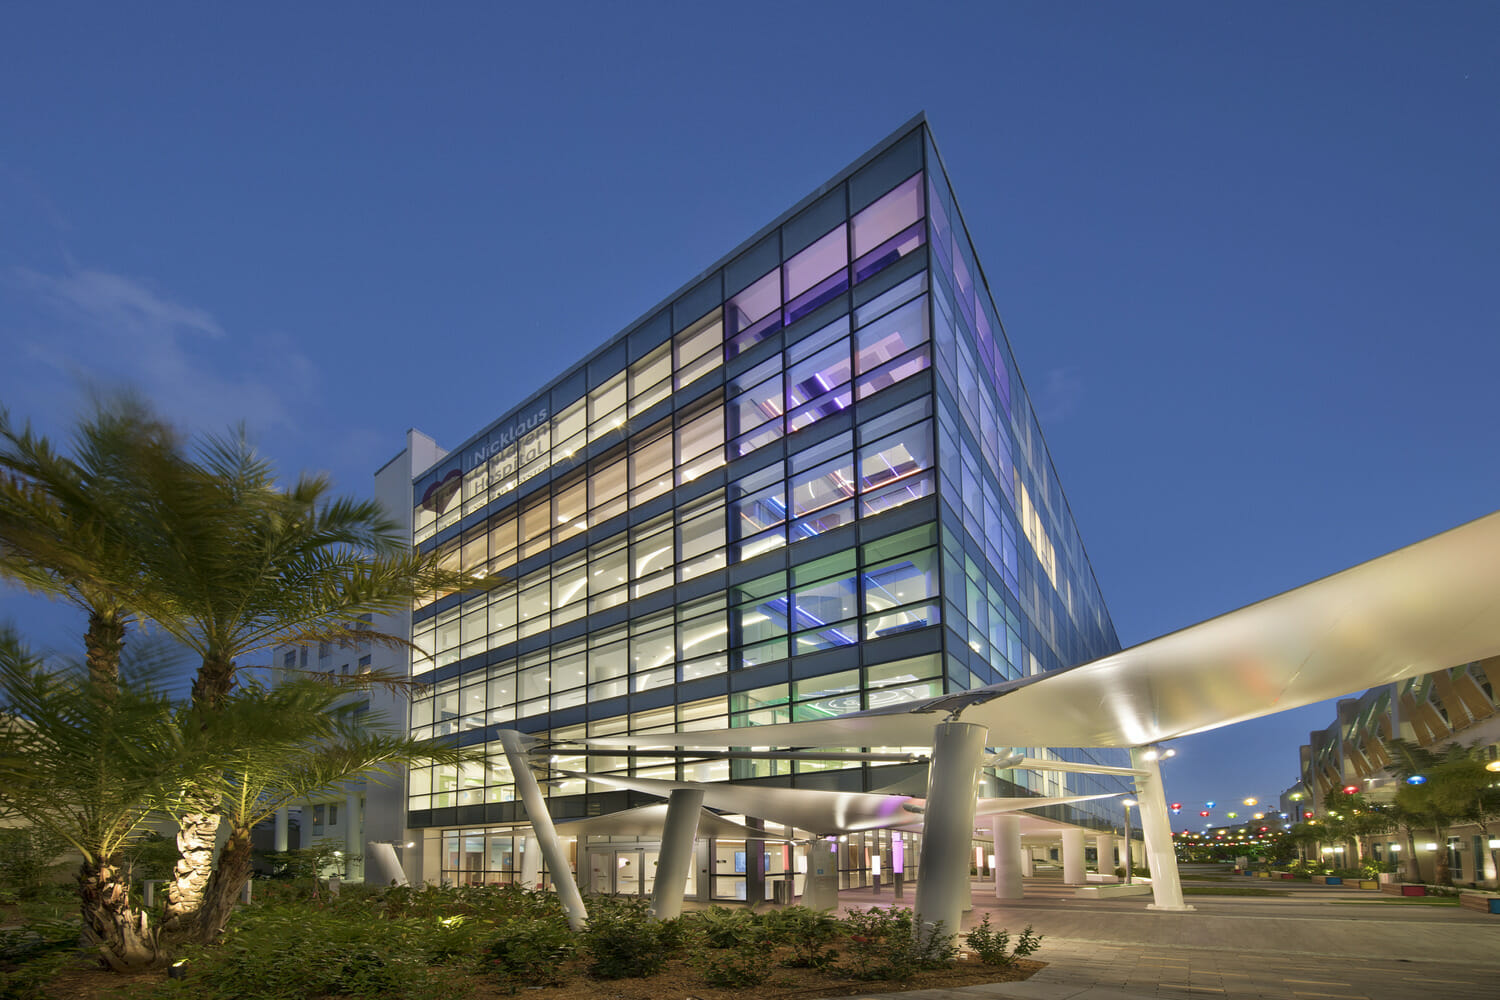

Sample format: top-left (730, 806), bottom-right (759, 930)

top-left (824, 868), bottom-right (1500, 1000)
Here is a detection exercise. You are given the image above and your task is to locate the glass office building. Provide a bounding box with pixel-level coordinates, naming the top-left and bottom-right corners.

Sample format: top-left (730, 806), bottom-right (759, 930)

top-left (403, 116), bottom-right (1129, 891)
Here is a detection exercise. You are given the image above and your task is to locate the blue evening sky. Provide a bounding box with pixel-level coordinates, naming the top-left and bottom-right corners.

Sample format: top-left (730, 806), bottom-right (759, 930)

top-left (2, 2), bottom-right (1496, 828)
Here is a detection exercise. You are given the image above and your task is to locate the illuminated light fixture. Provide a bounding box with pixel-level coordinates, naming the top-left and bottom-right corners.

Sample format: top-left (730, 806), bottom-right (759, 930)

top-left (1170, 802), bottom-right (1182, 810)
top-left (1199, 810), bottom-right (1210, 817)
top-left (1486, 760), bottom-right (1500, 773)
top-left (1226, 812), bottom-right (1238, 819)
top-left (1243, 797), bottom-right (1257, 806)
top-left (1304, 811), bottom-right (1313, 819)
top-left (1423, 842), bottom-right (1438, 851)
top-left (1142, 748), bottom-right (1159, 761)
top-left (1389, 844), bottom-right (1400, 852)
top-left (1253, 813), bottom-right (1264, 820)
top-left (1489, 839), bottom-right (1500, 849)
top-left (1205, 801), bottom-right (1216, 809)
top-left (1289, 791), bottom-right (1304, 801)
top-left (1342, 785), bottom-right (1358, 795)
top-left (1406, 775), bottom-right (1427, 785)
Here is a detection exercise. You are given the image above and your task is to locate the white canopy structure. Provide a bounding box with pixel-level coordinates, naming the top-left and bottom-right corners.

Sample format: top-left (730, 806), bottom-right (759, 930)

top-left (502, 511), bottom-right (1500, 933)
top-left (563, 769), bottom-right (1117, 835)
top-left (570, 511), bottom-right (1500, 753)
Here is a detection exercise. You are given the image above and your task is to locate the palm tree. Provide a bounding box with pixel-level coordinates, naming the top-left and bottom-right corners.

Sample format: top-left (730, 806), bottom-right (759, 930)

top-left (186, 674), bottom-right (471, 939)
top-left (0, 629), bottom-right (209, 970)
top-left (1425, 747), bottom-right (1500, 886)
top-left (1384, 738), bottom-right (1475, 886)
top-left (113, 429), bottom-right (477, 938)
top-left (0, 401), bottom-right (184, 690)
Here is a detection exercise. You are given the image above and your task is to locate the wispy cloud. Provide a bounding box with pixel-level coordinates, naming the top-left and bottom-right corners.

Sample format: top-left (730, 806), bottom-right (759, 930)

top-left (7, 266), bottom-right (313, 437)
top-left (1034, 366), bottom-right (1084, 425)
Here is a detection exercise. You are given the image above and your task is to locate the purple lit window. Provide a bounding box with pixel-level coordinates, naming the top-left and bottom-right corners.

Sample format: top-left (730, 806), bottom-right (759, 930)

top-left (786, 340), bottom-right (852, 411)
top-left (790, 455), bottom-right (855, 517)
top-left (855, 296), bottom-right (929, 375)
top-left (856, 345), bottom-right (930, 401)
top-left (783, 225), bottom-right (849, 323)
top-left (853, 174), bottom-right (924, 258)
top-left (726, 270), bottom-right (782, 356)
top-left (859, 419), bottom-right (933, 493)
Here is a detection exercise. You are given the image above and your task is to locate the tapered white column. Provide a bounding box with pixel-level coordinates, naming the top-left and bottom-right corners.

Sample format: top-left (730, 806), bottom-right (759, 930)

top-left (1020, 847), bottom-right (1034, 876)
top-left (274, 807), bottom-right (289, 852)
top-left (499, 731), bottom-right (588, 930)
top-left (650, 788), bottom-right (704, 920)
top-left (1061, 828), bottom-right (1086, 884)
top-left (1094, 833), bottom-right (1115, 876)
top-left (345, 792), bottom-right (361, 879)
top-left (1129, 747), bottom-right (1192, 911)
top-left (520, 835), bottom-right (540, 888)
top-left (914, 721), bottom-right (987, 938)
top-left (989, 814), bottom-right (1023, 899)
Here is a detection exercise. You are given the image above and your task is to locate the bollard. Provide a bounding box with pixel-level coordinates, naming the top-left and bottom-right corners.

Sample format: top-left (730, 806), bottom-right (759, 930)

top-left (872, 873), bottom-right (881, 892)
top-left (894, 871), bottom-right (905, 899)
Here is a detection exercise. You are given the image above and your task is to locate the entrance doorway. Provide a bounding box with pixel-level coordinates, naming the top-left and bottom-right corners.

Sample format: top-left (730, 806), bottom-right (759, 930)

top-left (586, 847), bottom-right (680, 897)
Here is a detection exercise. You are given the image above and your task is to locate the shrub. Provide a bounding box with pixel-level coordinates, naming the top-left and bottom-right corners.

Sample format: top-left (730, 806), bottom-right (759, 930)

top-left (689, 904), bottom-right (761, 949)
top-left (695, 938), bottom-right (771, 988)
top-left (0, 919), bottom-right (80, 1000)
top-left (580, 896), bottom-right (679, 980)
top-left (761, 905), bottom-right (842, 969)
top-left (0, 828), bottom-right (70, 901)
top-left (964, 914), bottom-right (1042, 967)
top-left (484, 916), bottom-right (575, 993)
top-left (839, 906), bottom-right (954, 981)
top-left (133, 903), bottom-right (467, 1000)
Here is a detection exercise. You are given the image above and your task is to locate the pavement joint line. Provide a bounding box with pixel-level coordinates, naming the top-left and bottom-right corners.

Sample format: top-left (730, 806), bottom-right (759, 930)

top-left (1289, 993), bottom-right (1369, 999)
top-left (1282, 980), bottom-right (1352, 986)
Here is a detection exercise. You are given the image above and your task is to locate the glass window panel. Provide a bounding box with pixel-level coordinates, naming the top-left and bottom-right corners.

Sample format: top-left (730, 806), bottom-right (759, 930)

top-left (862, 470), bottom-right (935, 517)
top-left (460, 527), bottom-right (487, 574)
top-left (591, 537), bottom-right (629, 591)
top-left (552, 557), bottom-right (587, 611)
top-left (520, 496), bottom-right (550, 558)
top-left (552, 645), bottom-right (587, 691)
top-left (858, 419), bottom-right (933, 492)
top-left (789, 431), bottom-right (853, 475)
top-left (726, 270), bottom-right (780, 336)
top-left (678, 611), bottom-right (729, 658)
top-left (855, 296), bottom-right (929, 375)
top-left (554, 398), bottom-right (585, 442)
top-left (790, 454), bottom-right (855, 517)
top-left (488, 513), bottom-right (517, 570)
top-left (590, 677), bottom-right (628, 700)
top-left (630, 625), bottom-right (675, 672)
top-left (729, 372), bottom-right (783, 438)
top-left (854, 272), bottom-right (927, 328)
top-left (631, 516), bottom-right (674, 579)
top-left (793, 573), bottom-right (859, 624)
top-left (857, 345), bottom-right (931, 401)
top-left (518, 663), bottom-right (550, 701)
top-left (552, 472), bottom-right (587, 542)
top-left (786, 339), bottom-right (852, 412)
top-left (853, 173), bottom-right (924, 259)
top-left (863, 600), bottom-right (940, 641)
top-left (784, 225), bottom-right (848, 302)
top-left (864, 549), bottom-right (939, 613)
top-left (786, 315), bottom-right (848, 366)
top-left (589, 372), bottom-right (626, 424)
top-left (791, 501), bottom-right (855, 540)
top-left (629, 344), bottom-right (672, 415)
top-left (793, 669), bottom-right (859, 701)
top-left (590, 637), bottom-right (628, 681)
top-left (730, 482), bottom-right (786, 539)
top-left (680, 653), bottom-right (727, 680)
top-left (733, 597), bottom-right (788, 646)
top-left (487, 672), bottom-right (515, 709)
top-left (787, 386), bottom-right (853, 434)
top-left (629, 422), bottom-right (674, 505)
top-left (589, 447), bottom-right (628, 523)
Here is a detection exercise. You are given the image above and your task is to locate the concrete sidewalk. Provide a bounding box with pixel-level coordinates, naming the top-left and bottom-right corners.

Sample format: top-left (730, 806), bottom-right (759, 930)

top-left (824, 871), bottom-right (1500, 1000)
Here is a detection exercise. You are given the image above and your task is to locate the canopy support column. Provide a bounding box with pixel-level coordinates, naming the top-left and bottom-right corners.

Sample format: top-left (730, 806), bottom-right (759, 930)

top-left (914, 721), bottom-right (987, 938)
top-left (498, 731), bottom-right (589, 930)
top-left (1129, 747), bottom-right (1193, 911)
top-left (649, 787), bottom-right (704, 920)
top-left (989, 813), bottom-right (1023, 899)
top-left (1061, 828), bottom-right (1086, 884)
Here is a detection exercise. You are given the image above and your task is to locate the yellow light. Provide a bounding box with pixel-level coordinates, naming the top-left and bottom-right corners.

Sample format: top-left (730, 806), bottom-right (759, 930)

top-left (1243, 797), bottom-right (1257, 806)
top-left (1486, 760), bottom-right (1500, 773)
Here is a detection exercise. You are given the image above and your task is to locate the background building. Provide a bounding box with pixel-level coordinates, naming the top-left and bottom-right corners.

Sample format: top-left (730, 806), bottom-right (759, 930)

top-left (395, 117), bottom-right (1132, 895)
top-left (1295, 659), bottom-right (1499, 886)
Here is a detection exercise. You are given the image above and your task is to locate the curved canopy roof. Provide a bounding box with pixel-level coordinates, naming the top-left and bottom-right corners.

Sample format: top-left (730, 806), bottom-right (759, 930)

top-left (573, 511), bottom-right (1500, 751)
top-left (567, 770), bottom-right (1117, 835)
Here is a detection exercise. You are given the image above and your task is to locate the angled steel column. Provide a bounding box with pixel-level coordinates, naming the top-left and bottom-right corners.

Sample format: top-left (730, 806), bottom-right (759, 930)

top-left (1129, 747), bottom-right (1193, 911)
top-left (913, 721), bottom-right (987, 938)
top-left (989, 813), bottom-right (1023, 899)
top-left (520, 835), bottom-right (540, 888)
top-left (498, 730), bottom-right (589, 930)
top-left (649, 787), bottom-right (704, 920)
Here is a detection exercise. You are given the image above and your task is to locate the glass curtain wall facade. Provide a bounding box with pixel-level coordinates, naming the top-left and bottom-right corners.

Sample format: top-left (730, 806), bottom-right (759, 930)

top-left (404, 118), bottom-right (1129, 886)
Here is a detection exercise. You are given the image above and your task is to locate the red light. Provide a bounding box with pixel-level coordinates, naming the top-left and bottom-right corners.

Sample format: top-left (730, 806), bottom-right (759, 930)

top-left (1304, 811), bottom-right (1313, 819)
top-left (1342, 785), bottom-right (1358, 794)
top-left (1199, 810), bottom-right (1210, 817)
top-left (1259, 826), bottom-right (1268, 832)
top-left (1170, 802), bottom-right (1182, 810)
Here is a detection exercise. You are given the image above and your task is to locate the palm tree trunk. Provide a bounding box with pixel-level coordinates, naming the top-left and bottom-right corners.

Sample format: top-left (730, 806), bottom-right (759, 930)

top-left (165, 652), bottom-right (237, 934)
top-left (161, 796), bottom-right (219, 937)
top-left (194, 825), bottom-right (254, 943)
top-left (77, 857), bottom-right (161, 971)
top-left (83, 609), bottom-right (125, 691)
top-left (1402, 826), bottom-right (1423, 882)
top-left (1433, 825), bottom-right (1452, 886)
